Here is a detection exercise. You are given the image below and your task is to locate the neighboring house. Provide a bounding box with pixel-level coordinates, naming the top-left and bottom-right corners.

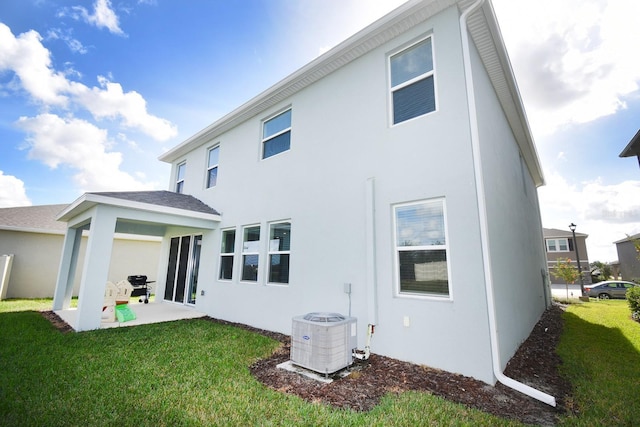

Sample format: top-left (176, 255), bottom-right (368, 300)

top-left (620, 129), bottom-right (640, 168)
top-left (0, 204), bottom-right (161, 299)
top-left (614, 233), bottom-right (640, 281)
top-left (53, 0), bottom-right (554, 404)
top-left (543, 228), bottom-right (591, 285)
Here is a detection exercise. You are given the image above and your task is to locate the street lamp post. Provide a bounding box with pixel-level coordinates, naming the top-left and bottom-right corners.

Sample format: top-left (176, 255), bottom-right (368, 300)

top-left (569, 223), bottom-right (585, 295)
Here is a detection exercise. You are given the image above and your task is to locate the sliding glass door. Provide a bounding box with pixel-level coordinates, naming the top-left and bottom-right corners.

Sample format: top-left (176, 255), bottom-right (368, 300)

top-left (164, 235), bottom-right (202, 305)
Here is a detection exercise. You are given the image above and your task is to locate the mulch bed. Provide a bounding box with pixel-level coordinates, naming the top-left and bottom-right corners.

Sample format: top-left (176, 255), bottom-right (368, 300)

top-left (42, 304), bottom-right (574, 425)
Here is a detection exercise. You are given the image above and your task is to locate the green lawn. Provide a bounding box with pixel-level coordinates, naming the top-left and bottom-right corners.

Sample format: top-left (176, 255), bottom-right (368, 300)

top-left (0, 299), bottom-right (638, 426)
top-left (557, 300), bottom-right (640, 426)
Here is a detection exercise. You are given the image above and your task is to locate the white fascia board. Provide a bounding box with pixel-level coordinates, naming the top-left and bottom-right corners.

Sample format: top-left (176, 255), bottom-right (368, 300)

top-left (468, 1), bottom-right (544, 187)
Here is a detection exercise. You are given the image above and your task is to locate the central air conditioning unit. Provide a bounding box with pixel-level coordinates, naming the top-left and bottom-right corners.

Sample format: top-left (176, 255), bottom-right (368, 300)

top-left (290, 312), bottom-right (357, 375)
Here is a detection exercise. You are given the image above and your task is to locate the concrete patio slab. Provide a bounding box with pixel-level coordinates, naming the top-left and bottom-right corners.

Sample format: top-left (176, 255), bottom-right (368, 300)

top-left (55, 301), bottom-right (206, 331)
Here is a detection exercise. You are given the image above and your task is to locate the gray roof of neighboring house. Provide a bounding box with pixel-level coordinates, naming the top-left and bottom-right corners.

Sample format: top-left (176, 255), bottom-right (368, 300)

top-left (0, 204), bottom-right (69, 233)
top-left (614, 233), bottom-right (640, 245)
top-left (89, 191), bottom-right (220, 215)
top-left (543, 228), bottom-right (588, 238)
top-left (620, 129), bottom-right (640, 158)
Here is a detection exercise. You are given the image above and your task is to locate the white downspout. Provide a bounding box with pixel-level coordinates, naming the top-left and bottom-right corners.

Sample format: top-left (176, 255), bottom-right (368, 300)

top-left (459, 0), bottom-right (556, 407)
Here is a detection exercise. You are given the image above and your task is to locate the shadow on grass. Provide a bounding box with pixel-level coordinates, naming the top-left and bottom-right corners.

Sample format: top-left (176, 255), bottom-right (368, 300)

top-left (558, 311), bottom-right (640, 424)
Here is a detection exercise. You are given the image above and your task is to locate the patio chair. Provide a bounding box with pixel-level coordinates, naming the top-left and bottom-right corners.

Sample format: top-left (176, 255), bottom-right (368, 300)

top-left (115, 279), bottom-right (133, 305)
top-left (102, 281), bottom-right (118, 323)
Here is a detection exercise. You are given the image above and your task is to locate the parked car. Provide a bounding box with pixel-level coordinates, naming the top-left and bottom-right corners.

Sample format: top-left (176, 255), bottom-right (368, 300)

top-left (584, 281), bottom-right (639, 299)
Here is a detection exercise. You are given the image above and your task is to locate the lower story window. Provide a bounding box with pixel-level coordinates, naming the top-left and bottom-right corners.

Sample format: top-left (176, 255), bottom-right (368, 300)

top-left (268, 221), bottom-right (291, 284)
top-left (394, 198), bottom-right (450, 297)
top-left (219, 228), bottom-right (235, 280)
top-left (242, 225), bottom-right (260, 281)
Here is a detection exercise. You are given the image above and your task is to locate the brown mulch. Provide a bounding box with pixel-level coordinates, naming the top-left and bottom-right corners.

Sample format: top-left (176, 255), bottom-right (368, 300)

top-left (41, 310), bottom-right (74, 333)
top-left (246, 304), bottom-right (573, 426)
top-left (42, 304), bottom-right (574, 425)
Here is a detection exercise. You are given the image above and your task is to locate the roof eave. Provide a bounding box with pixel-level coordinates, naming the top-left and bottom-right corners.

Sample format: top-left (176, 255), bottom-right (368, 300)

top-left (467, 1), bottom-right (544, 187)
top-left (56, 193), bottom-right (221, 223)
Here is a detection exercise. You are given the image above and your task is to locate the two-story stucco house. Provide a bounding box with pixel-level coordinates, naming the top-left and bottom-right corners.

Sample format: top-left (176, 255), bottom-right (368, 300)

top-left (543, 227), bottom-right (591, 286)
top-left (53, 0), bottom-right (554, 405)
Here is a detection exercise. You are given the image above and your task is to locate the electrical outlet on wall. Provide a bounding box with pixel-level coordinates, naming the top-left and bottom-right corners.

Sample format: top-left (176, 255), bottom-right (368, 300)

top-left (403, 316), bottom-right (410, 327)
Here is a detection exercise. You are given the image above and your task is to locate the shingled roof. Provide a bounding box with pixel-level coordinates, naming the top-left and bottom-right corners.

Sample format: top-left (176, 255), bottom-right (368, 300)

top-left (0, 204), bottom-right (69, 233)
top-left (88, 191), bottom-right (219, 215)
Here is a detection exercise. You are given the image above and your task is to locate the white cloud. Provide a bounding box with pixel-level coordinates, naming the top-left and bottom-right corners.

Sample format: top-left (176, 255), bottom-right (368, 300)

top-left (539, 171), bottom-right (640, 262)
top-left (70, 76), bottom-right (177, 141)
top-left (0, 23), bottom-right (70, 105)
top-left (47, 28), bottom-right (88, 54)
top-left (493, 0), bottom-right (640, 135)
top-left (0, 23), bottom-right (176, 141)
top-left (71, 0), bottom-right (124, 35)
top-left (0, 171), bottom-right (31, 207)
top-left (16, 113), bottom-right (155, 193)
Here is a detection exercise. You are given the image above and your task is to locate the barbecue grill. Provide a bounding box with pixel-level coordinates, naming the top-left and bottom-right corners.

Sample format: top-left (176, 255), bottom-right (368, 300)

top-left (127, 275), bottom-right (154, 303)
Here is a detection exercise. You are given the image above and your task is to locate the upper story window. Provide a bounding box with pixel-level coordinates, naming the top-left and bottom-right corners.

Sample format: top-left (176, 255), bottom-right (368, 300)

top-left (393, 198), bottom-right (450, 298)
top-left (206, 146), bottom-right (219, 188)
top-left (390, 37), bottom-right (435, 125)
top-left (175, 162), bottom-right (186, 193)
top-left (546, 238), bottom-right (570, 252)
top-left (262, 109), bottom-right (291, 159)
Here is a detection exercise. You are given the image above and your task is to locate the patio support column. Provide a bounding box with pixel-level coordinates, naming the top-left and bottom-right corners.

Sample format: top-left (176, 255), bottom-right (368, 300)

top-left (75, 207), bottom-right (117, 331)
top-left (53, 227), bottom-right (83, 310)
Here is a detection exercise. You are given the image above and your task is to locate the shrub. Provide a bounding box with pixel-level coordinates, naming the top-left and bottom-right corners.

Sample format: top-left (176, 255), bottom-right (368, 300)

top-left (626, 287), bottom-right (640, 322)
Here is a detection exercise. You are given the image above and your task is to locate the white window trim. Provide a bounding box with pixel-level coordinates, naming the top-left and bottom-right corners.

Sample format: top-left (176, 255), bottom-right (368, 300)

top-left (388, 34), bottom-right (438, 127)
top-left (218, 227), bottom-right (236, 282)
top-left (206, 145), bottom-right (220, 189)
top-left (392, 198), bottom-right (452, 301)
top-left (175, 162), bottom-right (186, 193)
top-left (267, 220), bottom-right (292, 286)
top-left (546, 238), bottom-right (569, 253)
top-left (261, 107), bottom-right (292, 160)
top-left (240, 223), bottom-right (262, 283)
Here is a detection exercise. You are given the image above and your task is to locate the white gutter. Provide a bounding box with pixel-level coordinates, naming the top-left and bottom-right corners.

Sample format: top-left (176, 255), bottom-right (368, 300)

top-left (459, 0), bottom-right (557, 407)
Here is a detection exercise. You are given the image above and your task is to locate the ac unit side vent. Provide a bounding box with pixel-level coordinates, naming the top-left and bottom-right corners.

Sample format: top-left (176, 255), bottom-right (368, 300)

top-left (290, 312), bottom-right (357, 374)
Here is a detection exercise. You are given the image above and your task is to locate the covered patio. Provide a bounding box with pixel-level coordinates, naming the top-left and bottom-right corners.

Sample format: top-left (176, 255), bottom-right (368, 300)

top-left (55, 300), bottom-right (206, 330)
top-left (52, 191), bottom-right (220, 332)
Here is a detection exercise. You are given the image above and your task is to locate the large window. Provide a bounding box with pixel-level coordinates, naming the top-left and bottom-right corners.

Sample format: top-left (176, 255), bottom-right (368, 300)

top-left (206, 146), bottom-right (219, 188)
top-left (175, 162), bottom-right (186, 193)
top-left (262, 109), bottom-right (291, 159)
top-left (546, 238), bottom-right (570, 252)
top-left (390, 37), bottom-right (435, 125)
top-left (268, 221), bottom-right (291, 284)
top-left (394, 199), bottom-right (449, 297)
top-left (219, 229), bottom-right (235, 280)
top-left (241, 225), bottom-right (261, 281)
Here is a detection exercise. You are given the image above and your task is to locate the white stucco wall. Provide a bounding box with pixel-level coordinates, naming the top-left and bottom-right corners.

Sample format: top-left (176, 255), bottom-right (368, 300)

top-left (159, 6), bottom-right (515, 384)
top-left (0, 229), bottom-right (161, 299)
top-left (470, 36), bottom-right (549, 370)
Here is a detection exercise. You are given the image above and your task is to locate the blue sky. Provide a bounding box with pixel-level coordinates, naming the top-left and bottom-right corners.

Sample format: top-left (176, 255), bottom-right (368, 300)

top-left (1, 0), bottom-right (639, 262)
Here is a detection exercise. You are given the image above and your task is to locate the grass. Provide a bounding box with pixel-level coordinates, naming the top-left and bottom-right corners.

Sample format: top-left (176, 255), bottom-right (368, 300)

top-left (0, 300), bottom-right (516, 427)
top-left (557, 300), bottom-right (640, 426)
top-left (0, 298), bottom-right (638, 426)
